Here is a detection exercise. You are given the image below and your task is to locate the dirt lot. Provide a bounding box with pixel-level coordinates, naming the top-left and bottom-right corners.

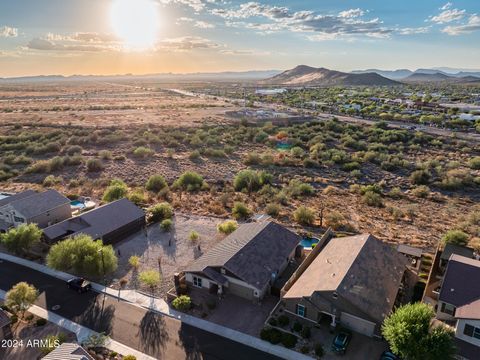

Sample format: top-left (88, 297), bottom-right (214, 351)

top-left (112, 213), bottom-right (225, 297)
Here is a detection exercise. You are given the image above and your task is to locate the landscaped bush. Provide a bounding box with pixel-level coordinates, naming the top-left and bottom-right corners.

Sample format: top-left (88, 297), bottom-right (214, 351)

top-left (36, 318), bottom-right (47, 326)
top-left (146, 174), bottom-right (168, 193)
top-left (301, 326), bottom-right (311, 339)
top-left (260, 328), bottom-right (282, 344)
top-left (160, 219), bottom-right (173, 231)
top-left (442, 229), bottom-right (469, 246)
top-left (278, 315), bottom-right (290, 327)
top-left (123, 355), bottom-right (137, 360)
top-left (293, 206), bottom-right (315, 225)
top-left (217, 220), bottom-right (238, 235)
top-left (172, 295), bottom-right (192, 311)
top-left (292, 321), bottom-right (303, 332)
top-left (232, 202), bottom-right (251, 220)
top-left (281, 333), bottom-right (298, 348)
top-left (189, 231), bottom-right (199, 242)
top-left (149, 202), bottom-right (173, 223)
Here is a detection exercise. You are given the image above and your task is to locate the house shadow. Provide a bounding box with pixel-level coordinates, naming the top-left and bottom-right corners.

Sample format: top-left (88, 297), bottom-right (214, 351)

top-left (137, 311), bottom-right (169, 356)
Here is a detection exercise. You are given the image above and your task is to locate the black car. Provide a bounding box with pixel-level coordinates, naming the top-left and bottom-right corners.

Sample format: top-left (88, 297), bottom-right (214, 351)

top-left (380, 351), bottom-right (401, 360)
top-left (331, 331), bottom-right (351, 354)
top-left (67, 277), bottom-right (92, 293)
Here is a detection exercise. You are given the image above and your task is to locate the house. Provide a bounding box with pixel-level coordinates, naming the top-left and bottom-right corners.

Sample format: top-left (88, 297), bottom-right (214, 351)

top-left (436, 254), bottom-right (480, 360)
top-left (42, 342), bottom-right (93, 360)
top-left (0, 309), bottom-right (12, 340)
top-left (43, 198), bottom-right (145, 244)
top-left (282, 234), bottom-right (408, 337)
top-left (439, 243), bottom-right (475, 270)
top-left (183, 221), bottom-right (301, 301)
top-left (0, 190), bottom-right (71, 229)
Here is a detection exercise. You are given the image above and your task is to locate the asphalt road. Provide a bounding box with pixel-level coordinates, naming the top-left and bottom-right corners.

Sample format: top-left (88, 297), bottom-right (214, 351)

top-left (0, 260), bottom-right (282, 360)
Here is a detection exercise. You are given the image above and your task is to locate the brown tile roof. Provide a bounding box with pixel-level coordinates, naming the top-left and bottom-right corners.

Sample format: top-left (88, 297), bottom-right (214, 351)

top-left (185, 221), bottom-right (301, 290)
top-left (439, 254), bottom-right (480, 309)
top-left (284, 234), bottom-right (408, 323)
top-left (42, 343), bottom-right (93, 360)
top-left (456, 299), bottom-right (480, 320)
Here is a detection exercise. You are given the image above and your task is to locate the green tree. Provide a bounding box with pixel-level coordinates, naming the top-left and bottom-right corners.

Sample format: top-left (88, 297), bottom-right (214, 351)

top-left (46, 235), bottom-right (118, 277)
top-left (1, 223), bottom-right (42, 255)
top-left (139, 270), bottom-right (161, 295)
top-left (5, 282), bottom-right (39, 319)
top-left (102, 179), bottom-right (128, 202)
top-left (145, 175), bottom-right (168, 192)
top-left (382, 303), bottom-right (455, 360)
top-left (148, 202), bottom-right (173, 223)
top-left (442, 229), bottom-right (469, 247)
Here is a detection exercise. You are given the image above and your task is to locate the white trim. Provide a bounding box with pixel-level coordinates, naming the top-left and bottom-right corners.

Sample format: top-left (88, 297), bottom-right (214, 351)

top-left (284, 309), bottom-right (318, 325)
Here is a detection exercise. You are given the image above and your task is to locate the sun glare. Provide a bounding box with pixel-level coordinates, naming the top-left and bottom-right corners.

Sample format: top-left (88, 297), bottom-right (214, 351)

top-left (110, 0), bottom-right (159, 50)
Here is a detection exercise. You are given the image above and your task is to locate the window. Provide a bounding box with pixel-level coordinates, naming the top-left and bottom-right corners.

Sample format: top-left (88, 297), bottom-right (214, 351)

top-left (440, 302), bottom-right (456, 316)
top-left (464, 324), bottom-right (480, 340)
top-left (296, 304), bottom-right (306, 317)
top-left (13, 216), bottom-right (24, 223)
top-left (193, 276), bottom-right (202, 288)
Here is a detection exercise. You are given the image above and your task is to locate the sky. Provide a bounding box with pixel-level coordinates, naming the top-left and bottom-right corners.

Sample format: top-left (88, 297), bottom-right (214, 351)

top-left (0, 0), bottom-right (480, 77)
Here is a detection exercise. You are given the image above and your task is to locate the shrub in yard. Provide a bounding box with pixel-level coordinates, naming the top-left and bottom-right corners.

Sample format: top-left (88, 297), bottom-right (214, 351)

top-left (102, 179), bottom-right (128, 202)
top-left (172, 295), bottom-right (192, 311)
top-left (232, 202), bottom-right (251, 220)
top-left (146, 175), bottom-right (167, 193)
top-left (268, 317), bottom-right (278, 326)
top-left (300, 345), bottom-right (310, 354)
top-left (217, 220), bottom-right (238, 235)
top-left (160, 219), bottom-right (173, 231)
top-left (188, 231), bottom-right (199, 242)
top-left (301, 326), bottom-right (311, 339)
top-left (281, 333), bottom-right (297, 348)
top-left (442, 229), bottom-right (469, 246)
top-left (293, 206), bottom-right (315, 225)
top-left (292, 321), bottom-right (302, 333)
top-left (124, 356), bottom-right (137, 360)
top-left (278, 315), bottom-right (290, 327)
top-left (315, 343), bottom-right (324, 357)
top-left (149, 202), bottom-right (173, 223)
top-left (86, 158), bottom-right (104, 172)
top-left (128, 255), bottom-right (140, 269)
top-left (174, 171), bottom-right (205, 192)
top-left (36, 318), bottom-right (47, 326)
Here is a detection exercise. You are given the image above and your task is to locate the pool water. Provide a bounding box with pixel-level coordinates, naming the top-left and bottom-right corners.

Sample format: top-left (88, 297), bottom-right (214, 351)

top-left (300, 237), bottom-right (319, 249)
top-left (70, 200), bottom-right (86, 209)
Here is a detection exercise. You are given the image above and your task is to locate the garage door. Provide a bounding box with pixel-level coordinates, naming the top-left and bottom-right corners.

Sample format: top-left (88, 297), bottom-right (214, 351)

top-left (228, 282), bottom-right (254, 300)
top-left (340, 312), bottom-right (376, 337)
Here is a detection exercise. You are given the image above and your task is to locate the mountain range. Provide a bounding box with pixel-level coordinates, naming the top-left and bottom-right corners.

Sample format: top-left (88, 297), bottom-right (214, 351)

top-left (352, 68), bottom-right (480, 81)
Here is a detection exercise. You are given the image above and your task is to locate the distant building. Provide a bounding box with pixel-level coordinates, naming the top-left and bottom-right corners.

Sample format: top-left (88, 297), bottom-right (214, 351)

top-left (255, 88), bottom-right (287, 95)
top-left (0, 190), bottom-right (71, 230)
top-left (43, 198), bottom-right (145, 244)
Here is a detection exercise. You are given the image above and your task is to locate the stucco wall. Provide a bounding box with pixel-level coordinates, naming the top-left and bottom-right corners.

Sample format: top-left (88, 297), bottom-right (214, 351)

top-left (455, 318), bottom-right (480, 347)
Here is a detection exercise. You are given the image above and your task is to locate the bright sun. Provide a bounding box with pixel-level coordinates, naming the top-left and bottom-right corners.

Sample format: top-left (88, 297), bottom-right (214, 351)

top-left (110, 0), bottom-right (159, 50)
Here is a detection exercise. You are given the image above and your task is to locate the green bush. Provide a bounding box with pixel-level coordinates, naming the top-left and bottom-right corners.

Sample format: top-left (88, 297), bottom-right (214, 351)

top-left (278, 315), bottom-right (290, 327)
top-left (86, 158), bottom-right (103, 172)
top-left (442, 229), bottom-right (469, 246)
top-left (281, 333), bottom-right (297, 348)
top-left (133, 146), bottom-right (154, 158)
top-left (233, 169), bottom-right (273, 193)
top-left (123, 356), bottom-right (137, 360)
top-left (410, 169), bottom-right (431, 185)
top-left (160, 219), bottom-right (173, 231)
top-left (149, 202), bottom-right (173, 223)
top-left (146, 175), bottom-right (167, 192)
top-left (102, 179), bottom-right (128, 202)
top-left (232, 202), bottom-right (251, 220)
top-left (468, 156), bottom-right (480, 170)
top-left (292, 321), bottom-right (302, 332)
top-left (36, 318), bottom-right (47, 326)
top-left (172, 295), bottom-right (191, 311)
top-left (174, 171), bottom-right (205, 192)
top-left (412, 185), bottom-right (430, 198)
top-left (293, 206), bottom-right (315, 225)
top-left (189, 231), bottom-right (199, 242)
top-left (1, 223), bottom-right (42, 255)
top-left (362, 191), bottom-right (383, 207)
top-left (265, 203), bottom-right (281, 217)
top-left (217, 220), bottom-right (238, 235)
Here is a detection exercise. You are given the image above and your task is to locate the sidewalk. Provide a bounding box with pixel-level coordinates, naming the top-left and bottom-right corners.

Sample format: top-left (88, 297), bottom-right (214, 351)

top-left (0, 252), bottom-right (313, 360)
top-left (0, 289), bottom-right (156, 360)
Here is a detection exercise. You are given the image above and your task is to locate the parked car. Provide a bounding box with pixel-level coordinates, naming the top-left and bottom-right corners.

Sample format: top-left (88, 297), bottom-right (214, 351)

top-left (67, 277), bottom-right (92, 293)
top-left (380, 351), bottom-right (401, 360)
top-left (331, 331), bottom-right (351, 354)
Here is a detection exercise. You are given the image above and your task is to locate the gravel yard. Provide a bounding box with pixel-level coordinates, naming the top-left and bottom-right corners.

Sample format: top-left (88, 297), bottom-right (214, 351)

top-left (112, 213), bottom-right (225, 297)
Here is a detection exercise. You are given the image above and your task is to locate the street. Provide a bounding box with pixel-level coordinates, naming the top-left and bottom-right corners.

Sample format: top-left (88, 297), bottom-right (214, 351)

top-left (0, 260), bottom-right (282, 360)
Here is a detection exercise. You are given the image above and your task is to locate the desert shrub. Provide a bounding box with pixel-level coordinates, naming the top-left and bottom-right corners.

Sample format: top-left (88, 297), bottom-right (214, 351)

top-left (86, 158), bottom-right (103, 172)
top-left (189, 231), bottom-right (199, 242)
top-left (362, 190), bottom-right (383, 207)
top-left (217, 220), bottom-right (238, 234)
top-left (410, 169), bottom-right (431, 185)
top-left (412, 185), bottom-right (430, 198)
top-left (442, 229), bottom-right (469, 246)
top-left (99, 150), bottom-right (112, 160)
top-left (127, 189), bottom-right (146, 205)
top-left (133, 146), bottom-right (154, 158)
top-left (244, 152), bottom-right (261, 165)
top-left (174, 171), bottom-right (204, 192)
top-left (265, 203), bottom-right (281, 217)
top-left (284, 179), bottom-right (314, 198)
top-left (160, 219), bottom-right (173, 231)
top-left (233, 169), bottom-right (273, 193)
top-left (146, 174), bottom-right (168, 193)
top-left (123, 356), bottom-right (137, 360)
top-left (43, 175), bottom-right (62, 187)
top-left (65, 145), bottom-right (83, 155)
top-left (232, 202), bottom-right (251, 220)
top-left (293, 206), bottom-right (315, 225)
top-left (189, 150), bottom-right (201, 161)
top-left (389, 187), bottom-right (403, 199)
top-left (468, 157), bottom-right (480, 170)
top-left (172, 295), bottom-right (191, 311)
top-left (325, 211), bottom-right (345, 230)
top-left (440, 169), bottom-right (474, 190)
top-left (26, 160), bottom-right (50, 173)
top-left (149, 202), bottom-right (173, 222)
top-left (291, 146), bottom-right (305, 158)
top-left (102, 179), bottom-right (128, 202)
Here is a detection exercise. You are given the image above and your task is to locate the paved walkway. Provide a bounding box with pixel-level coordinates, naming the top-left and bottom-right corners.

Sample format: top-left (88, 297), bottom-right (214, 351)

top-left (0, 252), bottom-right (313, 360)
top-left (0, 289), bottom-right (156, 360)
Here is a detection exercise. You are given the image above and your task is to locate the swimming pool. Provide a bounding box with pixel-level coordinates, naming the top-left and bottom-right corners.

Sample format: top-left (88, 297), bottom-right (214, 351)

top-left (70, 200), bottom-right (86, 209)
top-left (300, 237), bottom-right (319, 249)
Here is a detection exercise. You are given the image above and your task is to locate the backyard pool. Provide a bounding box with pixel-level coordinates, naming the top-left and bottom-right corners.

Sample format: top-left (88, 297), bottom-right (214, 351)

top-left (70, 200), bottom-right (86, 210)
top-left (300, 237), bottom-right (319, 249)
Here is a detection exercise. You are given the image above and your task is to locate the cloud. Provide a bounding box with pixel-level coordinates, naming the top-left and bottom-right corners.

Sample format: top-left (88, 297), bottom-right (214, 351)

top-left (430, 8), bottom-right (466, 23)
top-left (27, 37), bottom-right (119, 52)
top-left (440, 2), bottom-right (452, 10)
top-left (177, 17), bottom-right (215, 28)
top-left (0, 25), bottom-right (18, 38)
top-left (397, 26), bottom-right (430, 35)
top-left (211, 2), bottom-right (393, 40)
top-left (158, 0), bottom-right (207, 12)
top-left (156, 36), bottom-right (220, 51)
top-left (442, 14), bottom-right (480, 35)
